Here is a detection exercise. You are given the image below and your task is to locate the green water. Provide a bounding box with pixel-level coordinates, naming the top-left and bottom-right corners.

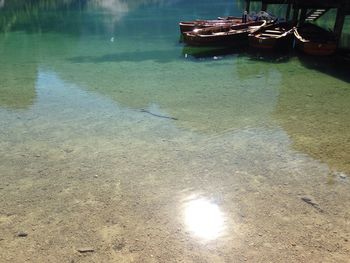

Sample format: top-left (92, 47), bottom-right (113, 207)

top-left (0, 1), bottom-right (350, 262)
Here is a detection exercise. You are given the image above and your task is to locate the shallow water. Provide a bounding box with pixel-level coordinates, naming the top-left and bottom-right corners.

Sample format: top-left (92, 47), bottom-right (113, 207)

top-left (0, 1), bottom-right (350, 262)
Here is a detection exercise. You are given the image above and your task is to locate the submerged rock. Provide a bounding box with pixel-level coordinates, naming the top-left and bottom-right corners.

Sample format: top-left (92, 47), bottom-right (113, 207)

top-left (17, 232), bottom-right (28, 237)
top-left (332, 171), bottom-right (348, 181)
top-left (77, 248), bottom-right (94, 253)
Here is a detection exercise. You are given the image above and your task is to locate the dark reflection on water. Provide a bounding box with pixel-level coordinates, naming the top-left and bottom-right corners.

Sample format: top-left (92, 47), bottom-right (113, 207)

top-left (0, 0), bottom-right (238, 34)
top-left (244, 50), bottom-right (293, 63)
top-left (68, 50), bottom-right (179, 63)
top-left (0, 0), bottom-right (88, 33)
top-left (0, 33), bottom-right (38, 109)
top-left (298, 54), bottom-right (350, 84)
top-left (0, 63), bottom-right (37, 109)
top-left (273, 65), bottom-right (350, 173)
top-left (182, 46), bottom-right (247, 60)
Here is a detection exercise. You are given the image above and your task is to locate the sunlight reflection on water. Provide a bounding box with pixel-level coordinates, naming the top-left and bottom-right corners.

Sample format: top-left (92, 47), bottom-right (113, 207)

top-left (184, 197), bottom-right (226, 241)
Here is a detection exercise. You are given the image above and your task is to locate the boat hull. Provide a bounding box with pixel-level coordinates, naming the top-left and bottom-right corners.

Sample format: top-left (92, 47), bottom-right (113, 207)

top-left (183, 21), bottom-right (266, 47)
top-left (183, 31), bottom-right (249, 47)
top-left (295, 39), bottom-right (337, 56)
top-left (179, 18), bottom-right (242, 34)
top-left (249, 34), bottom-right (293, 50)
top-left (294, 24), bottom-right (337, 56)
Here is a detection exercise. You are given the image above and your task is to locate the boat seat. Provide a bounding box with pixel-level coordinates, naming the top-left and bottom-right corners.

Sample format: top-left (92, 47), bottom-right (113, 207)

top-left (260, 33), bottom-right (280, 37)
top-left (265, 30), bottom-right (283, 33)
top-left (213, 32), bottom-right (227, 35)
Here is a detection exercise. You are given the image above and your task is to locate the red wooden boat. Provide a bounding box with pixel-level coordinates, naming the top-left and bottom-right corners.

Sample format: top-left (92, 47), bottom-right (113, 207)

top-left (179, 16), bottom-right (243, 34)
top-left (294, 23), bottom-right (337, 56)
top-left (183, 20), bottom-right (267, 47)
top-left (248, 22), bottom-right (294, 50)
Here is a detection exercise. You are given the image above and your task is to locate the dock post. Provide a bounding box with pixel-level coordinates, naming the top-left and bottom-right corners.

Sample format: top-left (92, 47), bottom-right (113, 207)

top-left (299, 8), bottom-right (307, 25)
top-left (334, 7), bottom-right (345, 46)
top-left (261, 2), bottom-right (268, 12)
top-left (292, 6), bottom-right (299, 25)
top-left (245, 0), bottom-right (251, 13)
top-left (286, 3), bottom-right (291, 21)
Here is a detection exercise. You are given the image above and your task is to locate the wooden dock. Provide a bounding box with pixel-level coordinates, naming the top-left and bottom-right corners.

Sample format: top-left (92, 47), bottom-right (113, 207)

top-left (245, 0), bottom-right (350, 45)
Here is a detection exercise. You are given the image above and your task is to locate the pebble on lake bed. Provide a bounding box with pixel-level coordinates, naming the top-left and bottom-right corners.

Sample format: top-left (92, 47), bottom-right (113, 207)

top-left (332, 171), bottom-right (348, 180)
top-left (17, 232), bottom-right (28, 237)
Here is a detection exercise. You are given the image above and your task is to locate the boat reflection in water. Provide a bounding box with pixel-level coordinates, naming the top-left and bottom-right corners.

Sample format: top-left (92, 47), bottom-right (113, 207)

top-left (183, 196), bottom-right (226, 241)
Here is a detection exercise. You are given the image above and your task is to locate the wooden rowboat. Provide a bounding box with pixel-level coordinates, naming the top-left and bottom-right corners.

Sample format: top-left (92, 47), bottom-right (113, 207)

top-left (248, 22), bottom-right (294, 50)
top-left (183, 20), bottom-right (267, 47)
top-left (294, 23), bottom-right (337, 56)
top-left (179, 16), bottom-right (243, 34)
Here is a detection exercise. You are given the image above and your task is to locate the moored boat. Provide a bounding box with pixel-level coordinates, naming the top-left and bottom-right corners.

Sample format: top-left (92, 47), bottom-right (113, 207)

top-left (183, 20), bottom-right (267, 47)
top-left (294, 23), bottom-right (337, 56)
top-left (179, 17), bottom-right (243, 34)
top-left (248, 22), bottom-right (294, 50)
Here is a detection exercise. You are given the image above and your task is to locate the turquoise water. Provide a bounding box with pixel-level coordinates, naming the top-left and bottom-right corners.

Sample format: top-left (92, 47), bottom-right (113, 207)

top-left (0, 1), bottom-right (350, 262)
